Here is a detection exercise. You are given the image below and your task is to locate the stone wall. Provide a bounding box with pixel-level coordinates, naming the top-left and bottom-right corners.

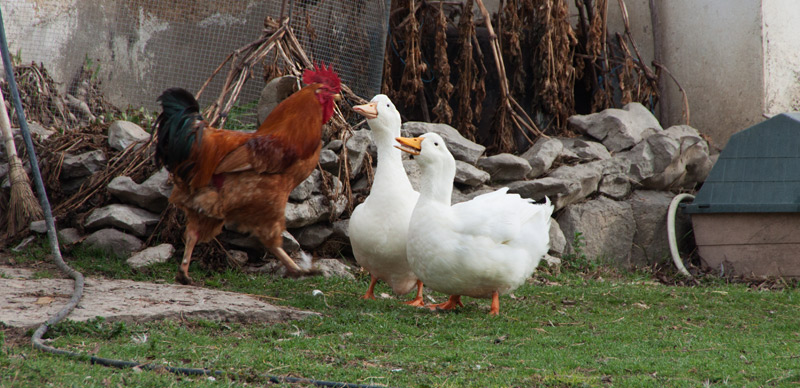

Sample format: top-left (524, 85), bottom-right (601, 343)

top-left (11, 100), bottom-right (709, 271)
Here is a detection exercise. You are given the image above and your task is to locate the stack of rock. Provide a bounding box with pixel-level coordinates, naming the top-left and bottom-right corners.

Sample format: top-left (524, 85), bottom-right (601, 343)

top-left (6, 100), bottom-right (713, 273)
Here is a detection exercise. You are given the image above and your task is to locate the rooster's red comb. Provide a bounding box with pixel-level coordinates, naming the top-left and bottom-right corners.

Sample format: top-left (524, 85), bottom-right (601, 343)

top-left (302, 63), bottom-right (341, 92)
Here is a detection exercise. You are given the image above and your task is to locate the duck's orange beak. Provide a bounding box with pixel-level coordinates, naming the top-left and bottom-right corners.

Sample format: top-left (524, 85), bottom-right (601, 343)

top-left (395, 136), bottom-right (423, 155)
top-left (353, 102), bottom-right (378, 119)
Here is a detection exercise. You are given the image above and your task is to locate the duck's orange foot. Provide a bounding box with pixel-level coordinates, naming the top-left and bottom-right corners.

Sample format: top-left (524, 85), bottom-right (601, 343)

top-left (360, 275), bottom-right (378, 300)
top-left (426, 295), bottom-right (463, 311)
top-left (402, 280), bottom-right (426, 307)
top-left (360, 292), bottom-right (377, 300)
top-left (402, 296), bottom-right (425, 307)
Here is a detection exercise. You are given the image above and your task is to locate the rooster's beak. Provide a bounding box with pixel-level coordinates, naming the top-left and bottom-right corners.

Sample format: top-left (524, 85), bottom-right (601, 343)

top-left (353, 102), bottom-right (378, 119)
top-left (395, 136), bottom-right (423, 155)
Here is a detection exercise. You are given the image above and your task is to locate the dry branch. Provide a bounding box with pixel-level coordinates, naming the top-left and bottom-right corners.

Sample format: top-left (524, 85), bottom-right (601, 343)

top-left (475, 0), bottom-right (544, 149)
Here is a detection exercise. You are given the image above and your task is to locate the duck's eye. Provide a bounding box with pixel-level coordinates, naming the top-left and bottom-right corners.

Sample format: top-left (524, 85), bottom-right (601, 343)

top-left (386, 103), bottom-right (391, 108)
top-left (434, 142), bottom-right (439, 146)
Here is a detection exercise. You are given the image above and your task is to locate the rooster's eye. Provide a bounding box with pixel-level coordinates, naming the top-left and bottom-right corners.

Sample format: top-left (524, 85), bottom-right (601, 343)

top-left (386, 104), bottom-right (390, 108)
top-left (434, 142), bottom-right (439, 146)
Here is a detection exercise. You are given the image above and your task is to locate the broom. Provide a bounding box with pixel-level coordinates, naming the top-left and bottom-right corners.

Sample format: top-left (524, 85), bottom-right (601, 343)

top-left (0, 86), bottom-right (43, 234)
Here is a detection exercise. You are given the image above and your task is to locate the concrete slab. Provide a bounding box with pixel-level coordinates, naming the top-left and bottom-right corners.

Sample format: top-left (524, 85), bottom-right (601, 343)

top-left (0, 266), bottom-right (318, 329)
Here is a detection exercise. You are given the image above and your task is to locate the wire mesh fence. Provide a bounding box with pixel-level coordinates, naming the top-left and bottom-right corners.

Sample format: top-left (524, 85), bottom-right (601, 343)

top-left (2, 0), bottom-right (390, 114)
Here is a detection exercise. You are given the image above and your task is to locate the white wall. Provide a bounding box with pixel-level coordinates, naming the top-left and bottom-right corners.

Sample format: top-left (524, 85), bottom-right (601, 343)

top-left (658, 0), bottom-right (764, 148)
top-left (762, 0), bottom-right (800, 116)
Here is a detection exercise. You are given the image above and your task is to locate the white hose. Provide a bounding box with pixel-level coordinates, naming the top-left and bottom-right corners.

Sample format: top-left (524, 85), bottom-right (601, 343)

top-left (668, 193), bottom-right (695, 277)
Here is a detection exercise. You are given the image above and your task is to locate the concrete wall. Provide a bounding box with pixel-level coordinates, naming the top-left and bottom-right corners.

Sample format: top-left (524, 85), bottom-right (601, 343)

top-left (5, 0), bottom-right (800, 148)
top-left (762, 0), bottom-right (800, 116)
top-left (657, 0), bottom-right (765, 148)
top-left (3, 0), bottom-right (270, 110)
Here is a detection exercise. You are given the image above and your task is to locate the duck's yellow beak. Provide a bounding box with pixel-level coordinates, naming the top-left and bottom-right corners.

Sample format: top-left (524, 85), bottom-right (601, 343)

top-left (395, 136), bottom-right (423, 155)
top-left (353, 102), bottom-right (378, 119)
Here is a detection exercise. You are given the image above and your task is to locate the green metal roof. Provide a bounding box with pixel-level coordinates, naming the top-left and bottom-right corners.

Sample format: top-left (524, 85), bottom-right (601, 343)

top-left (684, 112), bottom-right (800, 214)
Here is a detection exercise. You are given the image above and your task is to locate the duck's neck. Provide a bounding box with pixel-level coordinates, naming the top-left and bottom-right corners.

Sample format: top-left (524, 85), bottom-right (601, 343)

top-left (418, 158), bottom-right (455, 206)
top-left (372, 129), bottom-right (413, 191)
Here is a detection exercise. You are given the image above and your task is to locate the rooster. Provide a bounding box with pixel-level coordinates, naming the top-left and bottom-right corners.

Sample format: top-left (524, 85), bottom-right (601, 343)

top-left (154, 64), bottom-right (341, 284)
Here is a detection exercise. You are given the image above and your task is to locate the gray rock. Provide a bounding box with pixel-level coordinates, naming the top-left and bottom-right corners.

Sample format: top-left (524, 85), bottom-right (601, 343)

top-left (507, 177), bottom-right (582, 211)
top-left (108, 168), bottom-right (172, 212)
top-left (12, 122), bottom-right (55, 141)
top-left (627, 190), bottom-right (691, 268)
top-left (521, 137), bottom-right (563, 178)
top-left (450, 186), bottom-right (471, 205)
top-left (557, 197), bottom-right (635, 266)
top-left (249, 256), bottom-right (355, 279)
top-left (61, 150), bottom-right (107, 179)
top-left (548, 162), bottom-right (604, 207)
top-left (319, 149), bottom-right (339, 174)
top-left (351, 177), bottom-right (370, 192)
top-left (227, 250), bottom-right (251, 267)
top-left (598, 173), bottom-right (631, 200)
top-left (290, 170), bottom-right (320, 202)
top-left (568, 102), bottom-right (662, 152)
top-left (345, 129), bottom-right (372, 176)
top-left (402, 121), bottom-right (486, 164)
top-left (108, 121), bottom-right (150, 151)
top-left (661, 125), bottom-right (713, 187)
top-left (558, 138), bottom-right (612, 163)
top-left (315, 258), bottom-right (356, 279)
top-left (84, 204), bottom-right (160, 237)
top-left (282, 231), bottom-right (301, 253)
top-left (295, 224), bottom-right (334, 250)
top-left (30, 220), bottom-right (47, 234)
top-left (548, 217), bottom-right (567, 257)
top-left (619, 128), bottom-right (711, 190)
top-left (332, 219), bottom-right (350, 239)
top-left (285, 194), bottom-right (348, 229)
top-left (65, 94), bottom-right (95, 122)
top-left (221, 230), bottom-right (300, 254)
top-left (542, 254), bottom-right (562, 268)
top-left (257, 75), bottom-right (298, 123)
top-left (83, 228), bottom-right (143, 256)
top-left (127, 243), bottom-right (175, 269)
top-left (477, 153), bottom-right (532, 182)
top-left (455, 160), bottom-right (490, 187)
top-left (324, 139), bottom-right (343, 153)
top-left (403, 159), bottom-right (422, 192)
top-left (57, 228), bottom-right (83, 245)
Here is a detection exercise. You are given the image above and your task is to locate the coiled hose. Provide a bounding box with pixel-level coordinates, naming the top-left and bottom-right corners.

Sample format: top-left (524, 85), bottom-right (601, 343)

top-left (667, 193), bottom-right (695, 277)
top-left (0, 7), bottom-right (383, 388)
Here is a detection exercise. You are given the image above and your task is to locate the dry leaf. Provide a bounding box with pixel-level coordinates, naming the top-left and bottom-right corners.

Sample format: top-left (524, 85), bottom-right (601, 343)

top-left (34, 296), bottom-right (54, 305)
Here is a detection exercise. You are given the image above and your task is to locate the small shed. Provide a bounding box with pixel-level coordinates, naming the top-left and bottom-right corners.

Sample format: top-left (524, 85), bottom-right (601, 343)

top-left (683, 113), bottom-right (800, 278)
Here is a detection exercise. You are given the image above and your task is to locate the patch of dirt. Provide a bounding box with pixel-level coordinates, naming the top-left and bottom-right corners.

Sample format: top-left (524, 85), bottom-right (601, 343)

top-left (0, 265), bottom-right (318, 330)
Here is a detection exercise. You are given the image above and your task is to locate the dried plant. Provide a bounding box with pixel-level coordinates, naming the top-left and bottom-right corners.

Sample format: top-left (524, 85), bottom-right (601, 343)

top-left (454, 0), bottom-right (478, 141)
top-left (529, 0), bottom-right (577, 132)
top-left (431, 3), bottom-right (454, 124)
top-left (398, 0), bottom-right (424, 108)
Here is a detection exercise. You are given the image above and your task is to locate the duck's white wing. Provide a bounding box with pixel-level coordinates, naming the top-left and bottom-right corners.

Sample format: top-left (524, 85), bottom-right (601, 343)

top-left (451, 187), bottom-right (543, 244)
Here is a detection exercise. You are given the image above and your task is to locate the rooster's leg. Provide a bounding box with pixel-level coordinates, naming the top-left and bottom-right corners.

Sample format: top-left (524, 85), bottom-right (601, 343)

top-left (177, 230), bottom-right (198, 285)
top-left (489, 291), bottom-right (500, 315)
top-left (426, 295), bottom-right (463, 311)
top-left (402, 280), bottom-right (425, 307)
top-left (361, 275), bottom-right (378, 300)
top-left (268, 246), bottom-right (305, 275)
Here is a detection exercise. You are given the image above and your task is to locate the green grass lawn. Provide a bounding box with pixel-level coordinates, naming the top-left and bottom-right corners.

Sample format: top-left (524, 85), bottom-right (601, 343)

top-left (2, 246), bottom-right (799, 387)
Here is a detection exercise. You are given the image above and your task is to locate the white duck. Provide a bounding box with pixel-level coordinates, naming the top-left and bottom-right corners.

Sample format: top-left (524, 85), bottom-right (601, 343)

top-left (348, 94), bottom-right (424, 306)
top-left (395, 133), bottom-right (553, 315)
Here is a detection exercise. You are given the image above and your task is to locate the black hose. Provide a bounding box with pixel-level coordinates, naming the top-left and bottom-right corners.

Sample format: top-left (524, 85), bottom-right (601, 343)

top-left (0, 7), bottom-right (385, 388)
